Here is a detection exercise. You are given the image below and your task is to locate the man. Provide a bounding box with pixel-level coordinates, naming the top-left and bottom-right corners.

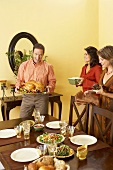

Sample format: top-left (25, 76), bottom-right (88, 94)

top-left (15, 43), bottom-right (56, 118)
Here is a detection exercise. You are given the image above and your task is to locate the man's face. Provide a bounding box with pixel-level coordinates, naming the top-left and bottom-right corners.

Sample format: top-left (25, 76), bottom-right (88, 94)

top-left (33, 48), bottom-right (44, 63)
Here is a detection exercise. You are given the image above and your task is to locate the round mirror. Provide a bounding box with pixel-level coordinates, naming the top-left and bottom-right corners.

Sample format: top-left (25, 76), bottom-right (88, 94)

top-left (8, 32), bottom-right (38, 74)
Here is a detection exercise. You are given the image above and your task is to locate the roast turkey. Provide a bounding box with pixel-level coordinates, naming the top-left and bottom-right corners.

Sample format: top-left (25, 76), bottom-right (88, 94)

top-left (22, 80), bottom-right (44, 92)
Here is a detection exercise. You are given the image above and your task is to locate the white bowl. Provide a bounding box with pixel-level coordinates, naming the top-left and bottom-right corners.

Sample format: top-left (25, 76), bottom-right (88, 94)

top-left (68, 77), bottom-right (83, 85)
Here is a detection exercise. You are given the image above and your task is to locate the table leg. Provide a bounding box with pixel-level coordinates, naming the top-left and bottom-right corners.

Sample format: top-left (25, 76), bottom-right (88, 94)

top-left (1, 105), bottom-right (5, 121)
top-left (56, 101), bottom-right (62, 120)
top-left (50, 101), bottom-right (54, 116)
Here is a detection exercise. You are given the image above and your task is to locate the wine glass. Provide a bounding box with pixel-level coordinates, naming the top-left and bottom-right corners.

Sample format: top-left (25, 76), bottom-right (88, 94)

top-left (47, 142), bottom-right (57, 157)
top-left (59, 120), bottom-right (67, 128)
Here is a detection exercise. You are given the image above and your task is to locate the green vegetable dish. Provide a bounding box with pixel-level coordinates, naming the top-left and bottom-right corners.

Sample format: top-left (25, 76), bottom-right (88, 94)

top-left (56, 145), bottom-right (70, 156)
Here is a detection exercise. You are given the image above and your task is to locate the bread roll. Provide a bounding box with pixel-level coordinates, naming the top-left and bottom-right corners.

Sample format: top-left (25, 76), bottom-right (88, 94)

top-left (36, 162), bottom-right (45, 169)
top-left (38, 165), bottom-right (51, 170)
top-left (54, 159), bottom-right (66, 170)
top-left (48, 165), bottom-right (55, 170)
top-left (41, 156), bottom-right (54, 166)
top-left (28, 162), bottom-right (37, 170)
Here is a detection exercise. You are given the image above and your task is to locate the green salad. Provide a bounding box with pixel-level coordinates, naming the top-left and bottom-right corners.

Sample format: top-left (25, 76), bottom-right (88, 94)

top-left (39, 133), bottom-right (63, 144)
top-left (56, 145), bottom-right (70, 156)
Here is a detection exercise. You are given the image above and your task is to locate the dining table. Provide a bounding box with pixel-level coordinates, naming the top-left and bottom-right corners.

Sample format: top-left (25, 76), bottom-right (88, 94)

top-left (0, 115), bottom-right (113, 170)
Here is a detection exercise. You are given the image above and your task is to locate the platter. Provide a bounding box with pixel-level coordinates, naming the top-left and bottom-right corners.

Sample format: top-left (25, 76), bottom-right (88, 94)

top-left (18, 86), bottom-right (47, 95)
top-left (10, 148), bottom-right (40, 162)
top-left (19, 120), bottom-right (35, 128)
top-left (36, 133), bottom-right (65, 144)
top-left (70, 135), bottom-right (97, 146)
top-left (0, 129), bottom-right (16, 138)
top-left (46, 121), bottom-right (60, 129)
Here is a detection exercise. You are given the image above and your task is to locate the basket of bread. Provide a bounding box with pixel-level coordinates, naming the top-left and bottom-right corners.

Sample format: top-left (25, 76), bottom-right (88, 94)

top-left (28, 155), bottom-right (70, 170)
top-left (19, 80), bottom-right (46, 94)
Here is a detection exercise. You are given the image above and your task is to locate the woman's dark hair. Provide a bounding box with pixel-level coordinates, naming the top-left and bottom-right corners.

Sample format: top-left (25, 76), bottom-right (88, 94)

top-left (85, 46), bottom-right (100, 68)
top-left (33, 43), bottom-right (45, 54)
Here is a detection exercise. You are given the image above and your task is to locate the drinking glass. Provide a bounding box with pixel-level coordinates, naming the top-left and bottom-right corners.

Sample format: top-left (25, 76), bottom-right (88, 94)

top-left (47, 143), bottom-right (57, 157)
top-left (59, 120), bottom-right (67, 128)
top-left (76, 144), bottom-right (88, 160)
top-left (39, 115), bottom-right (45, 123)
top-left (60, 126), bottom-right (67, 136)
top-left (34, 110), bottom-right (41, 123)
top-left (23, 122), bottom-right (30, 140)
top-left (36, 144), bottom-right (47, 156)
top-left (59, 120), bottom-right (67, 136)
top-left (67, 125), bottom-right (75, 137)
top-left (14, 125), bottom-right (23, 138)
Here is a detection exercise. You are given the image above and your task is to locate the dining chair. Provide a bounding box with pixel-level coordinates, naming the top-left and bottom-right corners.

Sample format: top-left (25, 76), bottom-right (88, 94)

top-left (68, 96), bottom-right (89, 134)
top-left (90, 105), bottom-right (113, 146)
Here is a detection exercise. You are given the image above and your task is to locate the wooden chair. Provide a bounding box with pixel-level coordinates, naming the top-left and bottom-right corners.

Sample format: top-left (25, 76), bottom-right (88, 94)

top-left (90, 105), bottom-right (113, 146)
top-left (68, 96), bottom-right (89, 134)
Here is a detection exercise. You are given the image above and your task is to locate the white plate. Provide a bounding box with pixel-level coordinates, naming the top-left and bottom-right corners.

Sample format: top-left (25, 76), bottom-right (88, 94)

top-left (46, 121), bottom-right (60, 129)
top-left (11, 148), bottom-right (40, 162)
top-left (0, 129), bottom-right (16, 138)
top-left (70, 135), bottom-right (97, 146)
top-left (37, 133), bottom-right (65, 144)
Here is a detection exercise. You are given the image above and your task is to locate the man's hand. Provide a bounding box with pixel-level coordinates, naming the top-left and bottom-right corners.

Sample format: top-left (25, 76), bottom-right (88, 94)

top-left (46, 86), bottom-right (52, 93)
top-left (15, 86), bottom-right (20, 93)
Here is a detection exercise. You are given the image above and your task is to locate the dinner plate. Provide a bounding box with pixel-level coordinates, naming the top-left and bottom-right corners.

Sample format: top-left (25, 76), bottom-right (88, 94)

top-left (10, 148), bottom-right (40, 162)
top-left (46, 121), bottom-right (60, 129)
top-left (56, 148), bottom-right (74, 158)
top-left (36, 133), bottom-right (65, 144)
top-left (19, 120), bottom-right (35, 128)
top-left (70, 135), bottom-right (97, 145)
top-left (0, 129), bottom-right (16, 138)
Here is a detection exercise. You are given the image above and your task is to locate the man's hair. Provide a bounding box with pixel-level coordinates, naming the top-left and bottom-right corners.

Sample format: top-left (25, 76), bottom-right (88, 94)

top-left (33, 43), bottom-right (45, 54)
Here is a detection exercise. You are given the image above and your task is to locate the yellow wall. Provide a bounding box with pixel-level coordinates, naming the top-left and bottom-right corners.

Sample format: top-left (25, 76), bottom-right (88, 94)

top-left (0, 0), bottom-right (99, 121)
top-left (99, 0), bottom-right (113, 47)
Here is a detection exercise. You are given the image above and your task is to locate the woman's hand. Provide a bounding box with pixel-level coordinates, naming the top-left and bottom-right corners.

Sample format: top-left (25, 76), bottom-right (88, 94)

top-left (95, 85), bottom-right (103, 95)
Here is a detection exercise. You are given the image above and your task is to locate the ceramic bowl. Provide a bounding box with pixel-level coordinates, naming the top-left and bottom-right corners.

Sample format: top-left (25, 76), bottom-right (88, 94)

top-left (68, 77), bottom-right (84, 85)
top-left (33, 124), bottom-right (44, 131)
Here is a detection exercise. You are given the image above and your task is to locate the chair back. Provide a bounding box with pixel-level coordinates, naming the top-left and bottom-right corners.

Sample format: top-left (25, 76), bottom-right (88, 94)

top-left (90, 105), bottom-right (113, 146)
top-left (68, 96), bottom-right (89, 133)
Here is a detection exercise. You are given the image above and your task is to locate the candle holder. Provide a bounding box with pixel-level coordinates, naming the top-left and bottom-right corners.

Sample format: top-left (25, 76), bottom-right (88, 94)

top-left (10, 84), bottom-right (17, 100)
top-left (0, 80), bottom-right (7, 100)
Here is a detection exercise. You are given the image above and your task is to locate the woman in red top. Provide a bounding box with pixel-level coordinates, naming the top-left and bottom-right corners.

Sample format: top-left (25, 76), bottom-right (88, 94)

top-left (79, 46), bottom-right (102, 92)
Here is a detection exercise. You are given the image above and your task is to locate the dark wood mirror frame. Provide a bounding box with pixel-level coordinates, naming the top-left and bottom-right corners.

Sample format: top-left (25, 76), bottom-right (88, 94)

top-left (8, 32), bottom-right (38, 73)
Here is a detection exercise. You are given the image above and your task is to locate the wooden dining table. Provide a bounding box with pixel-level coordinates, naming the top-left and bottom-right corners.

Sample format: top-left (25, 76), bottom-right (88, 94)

top-left (0, 115), bottom-right (113, 170)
